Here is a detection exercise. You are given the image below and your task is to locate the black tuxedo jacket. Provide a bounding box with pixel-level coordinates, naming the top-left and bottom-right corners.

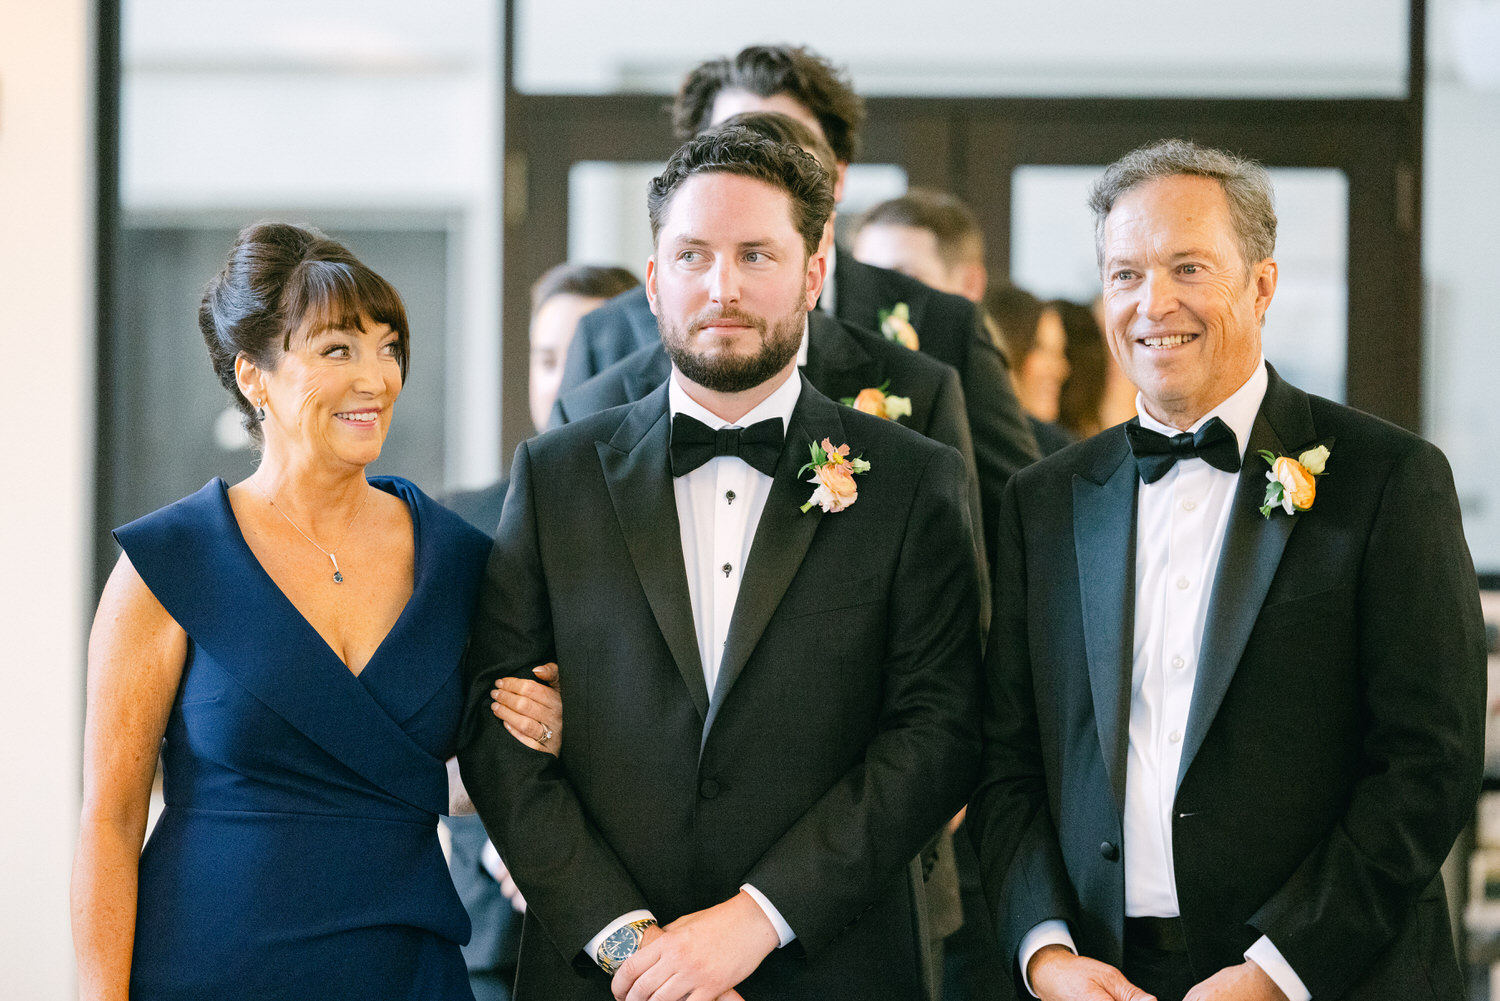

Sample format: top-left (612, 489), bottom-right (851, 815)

top-left (458, 377), bottom-right (983, 999)
top-left (551, 310), bottom-right (987, 617)
top-left (967, 366), bottom-right (1485, 999)
top-left (558, 248), bottom-right (1040, 560)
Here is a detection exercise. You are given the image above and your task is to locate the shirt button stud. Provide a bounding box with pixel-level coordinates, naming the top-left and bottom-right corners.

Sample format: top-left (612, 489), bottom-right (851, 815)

top-left (721, 563), bottom-right (733, 577)
top-left (1182, 499), bottom-right (1197, 512)
top-left (1169, 730), bottom-right (1183, 744)
top-left (1176, 577), bottom-right (1190, 590)
top-left (725, 490), bottom-right (736, 504)
top-left (1171, 656), bottom-right (1185, 670)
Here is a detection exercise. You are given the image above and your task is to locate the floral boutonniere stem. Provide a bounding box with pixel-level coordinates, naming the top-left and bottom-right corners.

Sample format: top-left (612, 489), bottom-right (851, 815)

top-left (1259, 445), bottom-right (1330, 518)
top-left (798, 437), bottom-right (870, 514)
top-left (879, 303), bottom-right (919, 351)
top-left (841, 380), bottom-right (913, 422)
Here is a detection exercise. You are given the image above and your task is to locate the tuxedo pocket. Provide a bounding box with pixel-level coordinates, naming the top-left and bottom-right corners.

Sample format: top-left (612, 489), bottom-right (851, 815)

top-left (782, 574), bottom-right (883, 622)
top-left (1254, 585), bottom-right (1351, 632)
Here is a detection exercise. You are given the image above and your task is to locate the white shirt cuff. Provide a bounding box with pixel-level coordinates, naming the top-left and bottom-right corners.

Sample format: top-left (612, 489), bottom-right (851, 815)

top-left (740, 883), bottom-right (796, 947)
top-left (584, 909), bottom-right (656, 970)
top-left (478, 838), bottom-right (505, 884)
top-left (1018, 919), bottom-right (1076, 997)
top-left (1244, 935), bottom-right (1311, 1001)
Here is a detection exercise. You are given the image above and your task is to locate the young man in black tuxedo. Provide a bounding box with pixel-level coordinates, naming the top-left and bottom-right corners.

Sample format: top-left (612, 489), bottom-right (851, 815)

top-left (559, 44), bottom-right (1038, 564)
top-left (459, 127), bottom-right (981, 1000)
top-left (967, 139), bottom-right (1485, 1001)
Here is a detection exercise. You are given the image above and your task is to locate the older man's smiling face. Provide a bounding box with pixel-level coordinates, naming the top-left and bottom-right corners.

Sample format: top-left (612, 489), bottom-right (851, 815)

top-left (1100, 174), bottom-right (1277, 429)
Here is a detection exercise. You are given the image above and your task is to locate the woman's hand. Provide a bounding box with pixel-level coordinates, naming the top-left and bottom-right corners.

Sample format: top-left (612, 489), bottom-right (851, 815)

top-left (492, 662), bottom-right (562, 756)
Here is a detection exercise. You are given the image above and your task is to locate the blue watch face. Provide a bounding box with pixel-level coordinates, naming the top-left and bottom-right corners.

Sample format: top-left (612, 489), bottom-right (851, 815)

top-left (599, 921), bottom-right (647, 971)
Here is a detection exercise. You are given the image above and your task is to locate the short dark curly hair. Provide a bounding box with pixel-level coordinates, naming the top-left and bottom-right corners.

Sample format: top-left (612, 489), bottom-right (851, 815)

top-left (672, 45), bottom-right (865, 164)
top-left (647, 125), bottom-right (835, 260)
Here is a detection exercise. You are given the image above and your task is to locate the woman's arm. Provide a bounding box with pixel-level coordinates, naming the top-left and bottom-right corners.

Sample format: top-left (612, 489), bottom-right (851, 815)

top-left (72, 553), bottom-right (188, 1001)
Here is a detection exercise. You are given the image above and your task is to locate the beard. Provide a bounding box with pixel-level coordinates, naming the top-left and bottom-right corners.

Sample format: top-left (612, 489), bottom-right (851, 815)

top-left (660, 291), bottom-right (807, 395)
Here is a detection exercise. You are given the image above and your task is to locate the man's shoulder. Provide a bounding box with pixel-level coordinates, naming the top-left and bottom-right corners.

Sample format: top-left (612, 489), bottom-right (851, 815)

top-left (829, 394), bottom-right (963, 473)
top-left (576, 285), bottom-right (653, 339)
top-left (819, 314), bottom-right (960, 395)
top-left (557, 343), bottom-right (670, 424)
top-left (1014, 422), bottom-right (1128, 488)
top-left (1276, 378), bottom-right (1445, 478)
top-left (527, 393), bottom-right (659, 463)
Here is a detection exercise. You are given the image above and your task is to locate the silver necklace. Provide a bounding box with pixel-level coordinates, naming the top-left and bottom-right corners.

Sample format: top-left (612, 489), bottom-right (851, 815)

top-left (252, 479), bottom-right (371, 584)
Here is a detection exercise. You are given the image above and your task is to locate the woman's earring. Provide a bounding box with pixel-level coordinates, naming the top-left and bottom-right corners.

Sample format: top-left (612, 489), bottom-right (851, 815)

top-left (254, 402), bottom-right (267, 422)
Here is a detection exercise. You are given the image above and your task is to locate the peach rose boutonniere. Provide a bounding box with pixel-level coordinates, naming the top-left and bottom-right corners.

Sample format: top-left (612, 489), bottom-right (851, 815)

top-left (879, 303), bottom-right (920, 351)
top-left (842, 381), bottom-right (913, 423)
top-left (1258, 444), bottom-right (1330, 518)
top-left (798, 437), bottom-right (871, 514)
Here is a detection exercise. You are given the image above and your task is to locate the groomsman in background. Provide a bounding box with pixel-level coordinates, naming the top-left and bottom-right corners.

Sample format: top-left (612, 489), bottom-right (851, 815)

top-left (460, 126), bottom-right (981, 1000)
top-left (853, 188), bottom-right (989, 305)
top-left (560, 44), bottom-right (1038, 562)
top-left (968, 138), bottom-right (1485, 1001)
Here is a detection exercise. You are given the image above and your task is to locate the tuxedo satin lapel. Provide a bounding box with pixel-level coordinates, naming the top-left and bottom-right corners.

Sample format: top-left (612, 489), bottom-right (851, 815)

top-left (1073, 432), bottom-right (1138, 814)
top-left (804, 311), bottom-right (880, 396)
top-left (125, 482), bottom-right (451, 815)
top-left (707, 377), bottom-right (835, 733)
top-left (1177, 370), bottom-right (1318, 788)
top-left (599, 385), bottom-right (710, 719)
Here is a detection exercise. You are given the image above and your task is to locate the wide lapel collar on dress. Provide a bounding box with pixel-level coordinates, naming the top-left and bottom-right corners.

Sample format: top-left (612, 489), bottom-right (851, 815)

top-left (705, 375), bottom-right (837, 736)
top-left (804, 310), bottom-right (882, 399)
top-left (1176, 365), bottom-right (1321, 788)
top-left (597, 381), bottom-right (710, 720)
top-left (1072, 429), bottom-right (1139, 814)
top-left (190, 482), bottom-right (450, 815)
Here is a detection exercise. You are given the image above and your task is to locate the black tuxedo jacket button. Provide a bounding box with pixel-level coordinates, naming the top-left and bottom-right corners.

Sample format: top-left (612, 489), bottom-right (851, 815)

top-left (1100, 841), bottom-right (1119, 861)
top-left (699, 779), bottom-right (720, 800)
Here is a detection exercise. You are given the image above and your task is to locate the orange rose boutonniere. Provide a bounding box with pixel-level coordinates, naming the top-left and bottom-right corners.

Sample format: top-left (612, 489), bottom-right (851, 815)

top-left (879, 303), bottom-right (919, 351)
top-left (1258, 444), bottom-right (1330, 518)
top-left (842, 381), bottom-right (913, 423)
top-left (799, 438), bottom-right (870, 514)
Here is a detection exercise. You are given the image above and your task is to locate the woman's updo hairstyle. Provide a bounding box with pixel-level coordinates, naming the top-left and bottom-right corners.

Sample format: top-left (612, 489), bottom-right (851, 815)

top-left (199, 222), bottom-right (411, 438)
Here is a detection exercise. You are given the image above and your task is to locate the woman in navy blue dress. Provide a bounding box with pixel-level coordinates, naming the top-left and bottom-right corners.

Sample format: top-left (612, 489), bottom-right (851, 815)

top-left (71, 223), bottom-right (560, 1000)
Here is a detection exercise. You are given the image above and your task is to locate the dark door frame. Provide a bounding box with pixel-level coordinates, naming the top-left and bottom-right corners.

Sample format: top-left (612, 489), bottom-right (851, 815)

top-left (499, 0), bottom-right (1425, 465)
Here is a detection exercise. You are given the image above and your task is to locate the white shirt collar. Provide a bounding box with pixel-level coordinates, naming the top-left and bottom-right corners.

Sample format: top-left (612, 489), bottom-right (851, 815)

top-left (1135, 356), bottom-right (1267, 460)
top-left (667, 357), bottom-right (802, 434)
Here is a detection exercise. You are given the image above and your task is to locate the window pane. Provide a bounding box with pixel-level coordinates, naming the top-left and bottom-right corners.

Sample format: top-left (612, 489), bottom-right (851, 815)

top-left (567, 161), bottom-right (908, 269)
top-left (517, 0), bottom-right (1407, 98)
top-left (1010, 165), bottom-right (1348, 403)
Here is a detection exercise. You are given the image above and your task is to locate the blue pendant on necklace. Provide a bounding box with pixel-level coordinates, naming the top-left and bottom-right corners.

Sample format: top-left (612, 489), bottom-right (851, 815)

top-left (333, 570), bottom-right (344, 583)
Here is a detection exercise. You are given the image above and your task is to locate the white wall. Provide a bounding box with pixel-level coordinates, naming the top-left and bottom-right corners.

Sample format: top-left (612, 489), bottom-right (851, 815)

top-left (0, 0), bottom-right (92, 995)
top-left (1424, 0), bottom-right (1500, 572)
top-left (516, 0), bottom-right (1409, 96)
top-left (121, 0), bottom-right (503, 487)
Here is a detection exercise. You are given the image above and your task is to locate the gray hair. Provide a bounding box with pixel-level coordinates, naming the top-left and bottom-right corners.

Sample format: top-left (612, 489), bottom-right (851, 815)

top-left (1088, 139), bottom-right (1277, 274)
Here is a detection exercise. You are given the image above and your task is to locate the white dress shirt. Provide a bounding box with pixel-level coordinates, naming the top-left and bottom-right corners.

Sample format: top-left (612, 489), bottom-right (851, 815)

top-left (585, 353), bottom-right (806, 967)
top-left (1018, 359), bottom-right (1309, 1001)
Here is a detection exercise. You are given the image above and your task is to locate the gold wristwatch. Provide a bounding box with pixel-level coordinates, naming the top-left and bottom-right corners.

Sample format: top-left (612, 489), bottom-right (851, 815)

top-left (597, 917), bottom-right (657, 974)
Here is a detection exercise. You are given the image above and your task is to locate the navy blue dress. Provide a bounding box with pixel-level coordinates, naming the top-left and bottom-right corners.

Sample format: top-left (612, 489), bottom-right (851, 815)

top-left (115, 476), bottom-right (491, 1001)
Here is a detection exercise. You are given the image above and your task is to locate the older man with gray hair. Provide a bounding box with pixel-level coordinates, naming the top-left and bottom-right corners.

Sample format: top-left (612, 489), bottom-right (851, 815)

top-left (968, 138), bottom-right (1485, 1001)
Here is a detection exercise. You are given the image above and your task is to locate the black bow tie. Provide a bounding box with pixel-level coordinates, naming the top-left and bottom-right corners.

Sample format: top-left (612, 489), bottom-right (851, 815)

top-left (669, 414), bottom-right (784, 477)
top-left (1125, 415), bottom-right (1242, 484)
